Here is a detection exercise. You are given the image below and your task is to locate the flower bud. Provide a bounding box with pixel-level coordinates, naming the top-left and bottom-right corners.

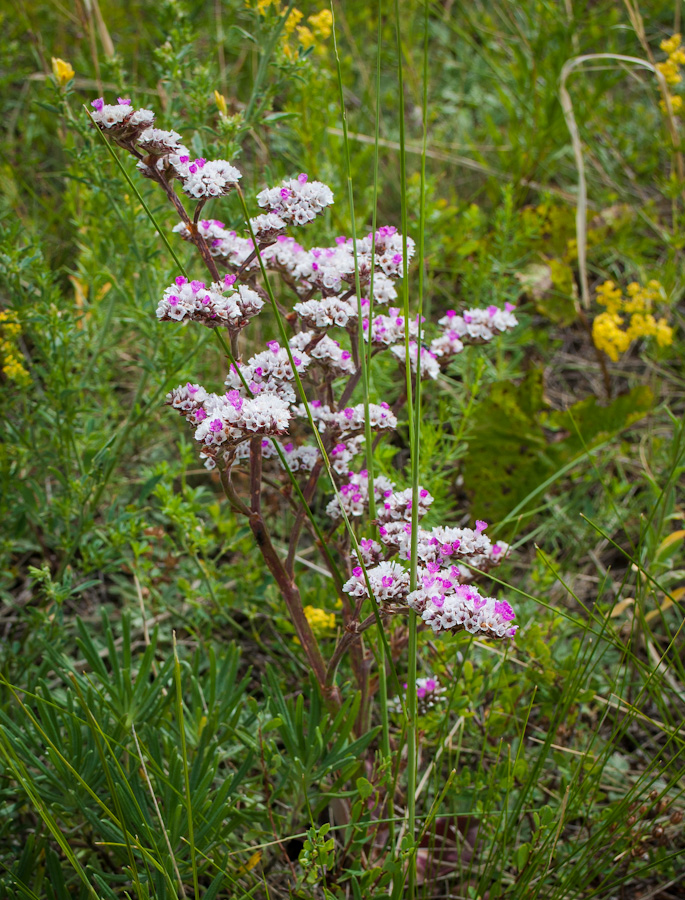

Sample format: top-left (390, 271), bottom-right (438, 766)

top-left (670, 809), bottom-right (683, 825)
top-left (214, 90), bottom-right (228, 117)
top-left (51, 57), bottom-right (74, 87)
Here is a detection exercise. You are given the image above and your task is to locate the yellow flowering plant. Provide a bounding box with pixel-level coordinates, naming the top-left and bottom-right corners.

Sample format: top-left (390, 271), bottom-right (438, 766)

top-left (303, 604), bottom-right (336, 637)
top-left (592, 279), bottom-right (674, 362)
top-left (253, 1), bottom-right (333, 60)
top-left (657, 34), bottom-right (685, 115)
top-left (0, 311), bottom-right (30, 385)
top-left (292, 605), bottom-right (336, 643)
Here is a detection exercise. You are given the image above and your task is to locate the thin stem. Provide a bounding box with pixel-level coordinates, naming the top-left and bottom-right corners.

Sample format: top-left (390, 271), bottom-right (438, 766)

top-left (394, 0), bottom-right (419, 894)
top-left (249, 435), bottom-right (263, 514)
top-left (337, 366), bottom-right (363, 409)
top-left (324, 610), bottom-right (381, 686)
top-left (173, 633), bottom-right (200, 900)
top-left (218, 463), bottom-right (251, 517)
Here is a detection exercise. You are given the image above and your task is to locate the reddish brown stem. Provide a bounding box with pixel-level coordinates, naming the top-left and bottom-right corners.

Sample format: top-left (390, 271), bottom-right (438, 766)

top-left (151, 169), bottom-right (221, 283)
top-left (244, 438), bottom-right (341, 710)
top-left (338, 368), bottom-right (362, 409)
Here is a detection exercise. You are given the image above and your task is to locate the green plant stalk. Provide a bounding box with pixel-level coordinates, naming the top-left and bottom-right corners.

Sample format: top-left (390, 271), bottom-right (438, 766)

top-left (368, 5), bottom-right (396, 842)
top-left (173, 633), bottom-right (201, 900)
top-left (331, 0), bottom-right (396, 770)
top-left (394, 0), bottom-right (417, 893)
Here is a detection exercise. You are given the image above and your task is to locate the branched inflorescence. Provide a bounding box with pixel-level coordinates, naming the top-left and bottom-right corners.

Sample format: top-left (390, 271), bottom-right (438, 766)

top-left (88, 97), bottom-right (521, 704)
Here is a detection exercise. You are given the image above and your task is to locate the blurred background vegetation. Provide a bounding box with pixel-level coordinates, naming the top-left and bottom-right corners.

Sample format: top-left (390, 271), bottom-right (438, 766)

top-left (0, 0), bottom-right (684, 897)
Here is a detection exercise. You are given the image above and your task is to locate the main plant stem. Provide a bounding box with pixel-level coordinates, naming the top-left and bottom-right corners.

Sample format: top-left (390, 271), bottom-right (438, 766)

top-left (244, 437), bottom-right (340, 709)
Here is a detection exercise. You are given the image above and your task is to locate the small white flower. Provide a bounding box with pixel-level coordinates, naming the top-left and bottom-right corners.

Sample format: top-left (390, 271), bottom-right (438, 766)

top-left (257, 174), bottom-right (334, 226)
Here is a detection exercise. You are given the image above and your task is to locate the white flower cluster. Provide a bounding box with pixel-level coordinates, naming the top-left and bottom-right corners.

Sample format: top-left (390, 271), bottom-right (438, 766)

top-left (429, 328), bottom-right (465, 360)
top-left (171, 157), bottom-right (242, 199)
top-left (304, 401), bottom-right (397, 438)
top-left (390, 521), bottom-right (509, 573)
top-left (343, 561), bottom-right (411, 605)
top-left (166, 382), bottom-right (211, 418)
top-left (363, 309), bottom-right (421, 347)
top-left (194, 390), bottom-right (291, 453)
top-left (282, 442), bottom-right (320, 473)
top-left (329, 436), bottom-right (364, 475)
top-left (224, 341), bottom-right (311, 404)
top-left (290, 332), bottom-right (355, 378)
top-left (257, 174), bottom-right (334, 225)
top-left (414, 676), bottom-right (447, 713)
top-left (249, 213), bottom-right (288, 241)
top-left (436, 304), bottom-right (519, 347)
top-left (326, 469), bottom-right (433, 523)
top-left (90, 97), bottom-right (243, 199)
top-left (156, 275), bottom-right (263, 332)
top-left (90, 97), bottom-right (154, 139)
top-left (293, 297), bottom-right (357, 329)
top-left (356, 226), bottom-right (416, 278)
top-left (408, 575), bottom-right (517, 639)
top-left (390, 341), bottom-right (441, 380)
top-left (376, 485), bottom-right (434, 524)
top-left (138, 127), bottom-right (187, 156)
top-left (353, 537), bottom-right (385, 568)
top-left (371, 273), bottom-right (399, 304)
top-left (262, 235), bottom-right (307, 278)
top-left (326, 469), bottom-right (395, 519)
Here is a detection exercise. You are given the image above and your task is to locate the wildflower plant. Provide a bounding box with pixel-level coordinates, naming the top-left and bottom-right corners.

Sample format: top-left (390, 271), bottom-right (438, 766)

top-left (658, 33), bottom-right (685, 114)
top-left (592, 278), bottom-right (674, 362)
top-left (86, 95), bottom-right (520, 712)
top-left (0, 311), bottom-right (30, 386)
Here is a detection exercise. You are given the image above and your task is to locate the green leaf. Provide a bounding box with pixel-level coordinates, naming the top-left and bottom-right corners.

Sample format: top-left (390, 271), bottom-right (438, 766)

top-left (516, 842), bottom-right (530, 870)
top-left (355, 777), bottom-right (374, 801)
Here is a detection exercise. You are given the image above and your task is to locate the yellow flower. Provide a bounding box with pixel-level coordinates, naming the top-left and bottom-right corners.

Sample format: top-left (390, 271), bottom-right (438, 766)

top-left (592, 312), bottom-right (629, 362)
top-left (51, 57), bottom-right (74, 87)
top-left (595, 280), bottom-right (623, 315)
top-left (283, 7), bottom-right (303, 36)
top-left (655, 318), bottom-right (674, 347)
top-left (660, 34), bottom-right (682, 56)
top-left (214, 90), bottom-right (228, 117)
top-left (592, 278), bottom-right (672, 360)
top-left (303, 605), bottom-right (336, 637)
top-left (657, 59), bottom-right (682, 86)
top-left (0, 312), bottom-right (30, 385)
top-left (660, 93), bottom-right (683, 114)
top-left (256, 0), bottom-right (276, 13)
top-left (296, 25), bottom-right (316, 50)
top-left (308, 9), bottom-right (333, 39)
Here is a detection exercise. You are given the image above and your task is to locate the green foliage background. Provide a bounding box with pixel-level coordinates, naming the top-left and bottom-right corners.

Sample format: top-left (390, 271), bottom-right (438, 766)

top-left (0, 0), bottom-right (684, 898)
